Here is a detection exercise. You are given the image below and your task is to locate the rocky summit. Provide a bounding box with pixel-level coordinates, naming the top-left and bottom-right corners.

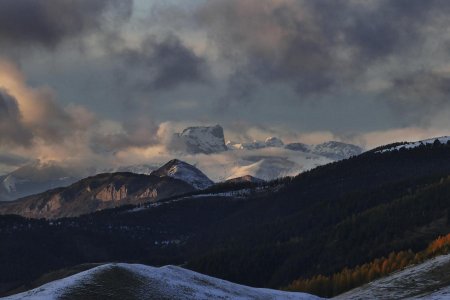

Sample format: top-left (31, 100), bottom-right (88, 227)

top-left (176, 125), bottom-right (228, 154)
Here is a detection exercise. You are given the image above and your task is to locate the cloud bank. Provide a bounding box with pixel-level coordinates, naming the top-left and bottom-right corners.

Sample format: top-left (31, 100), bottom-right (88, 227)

top-left (1, 0), bottom-right (450, 174)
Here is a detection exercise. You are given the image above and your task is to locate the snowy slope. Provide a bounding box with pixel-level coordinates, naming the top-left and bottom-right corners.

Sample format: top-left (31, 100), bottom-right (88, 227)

top-left (221, 148), bottom-right (332, 181)
top-left (226, 157), bottom-right (299, 180)
top-left (151, 159), bottom-right (214, 190)
top-left (378, 136), bottom-right (450, 153)
top-left (335, 254), bottom-right (450, 299)
top-left (5, 263), bottom-right (321, 300)
top-left (177, 147), bottom-right (333, 182)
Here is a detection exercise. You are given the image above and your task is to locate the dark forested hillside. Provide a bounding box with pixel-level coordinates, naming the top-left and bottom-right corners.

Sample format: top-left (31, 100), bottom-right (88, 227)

top-left (3, 141), bottom-right (450, 297)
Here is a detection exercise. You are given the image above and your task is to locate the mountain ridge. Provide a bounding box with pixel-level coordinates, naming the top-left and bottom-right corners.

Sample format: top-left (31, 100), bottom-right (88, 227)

top-left (0, 125), bottom-right (364, 201)
top-left (0, 171), bottom-right (196, 219)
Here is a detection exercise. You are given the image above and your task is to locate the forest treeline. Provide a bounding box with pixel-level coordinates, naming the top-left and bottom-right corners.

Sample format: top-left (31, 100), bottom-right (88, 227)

top-left (288, 233), bottom-right (450, 297)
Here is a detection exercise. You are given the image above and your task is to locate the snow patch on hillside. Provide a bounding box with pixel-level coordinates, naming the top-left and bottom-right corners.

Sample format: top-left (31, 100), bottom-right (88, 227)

top-left (378, 136), bottom-right (450, 153)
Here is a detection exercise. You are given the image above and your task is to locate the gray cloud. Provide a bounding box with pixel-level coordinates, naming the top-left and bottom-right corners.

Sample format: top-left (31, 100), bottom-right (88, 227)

top-left (90, 118), bottom-right (160, 154)
top-left (197, 0), bottom-right (450, 103)
top-left (0, 0), bottom-right (132, 48)
top-left (28, 91), bottom-right (81, 144)
top-left (0, 89), bottom-right (33, 147)
top-left (383, 71), bottom-right (450, 123)
top-left (118, 34), bottom-right (210, 92)
top-left (3, 0), bottom-right (450, 171)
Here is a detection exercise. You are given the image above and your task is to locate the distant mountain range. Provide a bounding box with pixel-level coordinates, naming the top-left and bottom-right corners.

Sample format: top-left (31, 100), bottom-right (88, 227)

top-left (226, 135), bottom-right (362, 160)
top-left (0, 125), bottom-right (363, 202)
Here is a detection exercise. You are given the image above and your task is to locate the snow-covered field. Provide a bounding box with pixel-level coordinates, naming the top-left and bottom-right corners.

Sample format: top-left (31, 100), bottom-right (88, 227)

top-left (4, 263), bottom-right (321, 300)
top-left (335, 254), bottom-right (450, 299)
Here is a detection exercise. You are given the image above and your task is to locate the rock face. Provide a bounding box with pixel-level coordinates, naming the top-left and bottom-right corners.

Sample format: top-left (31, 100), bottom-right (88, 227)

top-left (151, 159), bottom-right (214, 190)
top-left (176, 125), bottom-right (228, 154)
top-left (0, 172), bottom-right (196, 219)
top-left (96, 184), bottom-right (128, 202)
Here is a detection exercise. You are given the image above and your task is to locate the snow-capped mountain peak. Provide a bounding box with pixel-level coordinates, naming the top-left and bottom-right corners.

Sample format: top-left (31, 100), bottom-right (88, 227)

top-left (176, 125), bottom-right (228, 154)
top-left (151, 159), bottom-right (214, 190)
top-left (265, 136), bottom-right (284, 147)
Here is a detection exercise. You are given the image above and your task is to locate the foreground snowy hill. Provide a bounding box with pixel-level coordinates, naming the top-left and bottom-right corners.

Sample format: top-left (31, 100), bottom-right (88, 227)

top-left (5, 263), bottom-right (320, 300)
top-left (335, 254), bottom-right (450, 299)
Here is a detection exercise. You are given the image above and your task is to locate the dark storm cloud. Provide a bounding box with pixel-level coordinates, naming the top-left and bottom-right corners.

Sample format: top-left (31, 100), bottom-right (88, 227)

top-left (90, 118), bottom-right (160, 154)
top-left (0, 89), bottom-right (33, 147)
top-left (0, 0), bottom-right (133, 48)
top-left (31, 96), bottom-right (78, 144)
top-left (197, 0), bottom-right (337, 97)
top-left (119, 34), bottom-right (209, 91)
top-left (309, 0), bottom-right (433, 62)
top-left (196, 0), bottom-right (450, 101)
top-left (383, 71), bottom-right (450, 123)
top-left (0, 86), bottom-right (84, 147)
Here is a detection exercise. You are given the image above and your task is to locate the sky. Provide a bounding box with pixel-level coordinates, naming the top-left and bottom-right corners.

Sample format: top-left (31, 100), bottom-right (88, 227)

top-left (1, 0), bottom-right (450, 173)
